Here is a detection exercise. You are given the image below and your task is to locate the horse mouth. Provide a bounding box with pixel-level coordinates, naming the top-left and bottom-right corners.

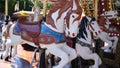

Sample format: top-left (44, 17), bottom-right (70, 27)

top-left (67, 32), bottom-right (77, 38)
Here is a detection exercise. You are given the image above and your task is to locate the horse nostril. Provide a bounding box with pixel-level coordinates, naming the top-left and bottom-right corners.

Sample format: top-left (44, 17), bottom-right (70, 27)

top-left (72, 33), bottom-right (75, 36)
top-left (68, 31), bottom-right (70, 35)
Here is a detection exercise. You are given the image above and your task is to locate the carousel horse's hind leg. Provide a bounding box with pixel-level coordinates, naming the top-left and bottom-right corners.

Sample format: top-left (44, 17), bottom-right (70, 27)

top-left (0, 39), bottom-right (11, 61)
top-left (47, 44), bottom-right (71, 68)
top-left (62, 44), bottom-right (77, 62)
top-left (76, 44), bottom-right (102, 68)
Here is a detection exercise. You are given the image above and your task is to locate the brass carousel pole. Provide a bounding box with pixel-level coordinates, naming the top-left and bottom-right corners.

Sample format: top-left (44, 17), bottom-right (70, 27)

top-left (35, 0), bottom-right (38, 6)
top-left (43, 0), bottom-right (48, 17)
top-left (5, 0), bottom-right (9, 25)
top-left (5, 0), bottom-right (8, 16)
top-left (94, 0), bottom-right (98, 20)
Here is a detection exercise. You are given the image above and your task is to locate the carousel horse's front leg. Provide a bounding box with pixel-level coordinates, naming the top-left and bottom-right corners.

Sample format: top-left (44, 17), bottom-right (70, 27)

top-left (107, 36), bottom-right (118, 53)
top-left (61, 43), bottom-right (77, 68)
top-left (46, 43), bottom-right (76, 68)
top-left (98, 32), bottom-right (112, 50)
top-left (75, 43), bottom-right (102, 68)
top-left (62, 44), bottom-right (77, 67)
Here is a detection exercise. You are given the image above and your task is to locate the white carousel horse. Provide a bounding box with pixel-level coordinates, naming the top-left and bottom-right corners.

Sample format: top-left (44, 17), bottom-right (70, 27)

top-left (1, 16), bottom-right (13, 50)
top-left (75, 16), bottom-right (102, 68)
top-left (100, 10), bottom-right (118, 19)
top-left (97, 10), bottom-right (118, 53)
top-left (0, 0), bottom-right (82, 68)
top-left (1, 6), bottom-right (41, 51)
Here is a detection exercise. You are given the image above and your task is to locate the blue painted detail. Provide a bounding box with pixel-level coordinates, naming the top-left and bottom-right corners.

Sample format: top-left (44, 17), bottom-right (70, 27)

top-left (14, 22), bottom-right (21, 33)
top-left (0, 22), bottom-right (2, 28)
top-left (41, 23), bottom-right (65, 43)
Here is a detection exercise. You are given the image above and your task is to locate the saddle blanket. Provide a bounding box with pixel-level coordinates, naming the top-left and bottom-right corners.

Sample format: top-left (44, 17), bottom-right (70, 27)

top-left (13, 22), bottom-right (65, 45)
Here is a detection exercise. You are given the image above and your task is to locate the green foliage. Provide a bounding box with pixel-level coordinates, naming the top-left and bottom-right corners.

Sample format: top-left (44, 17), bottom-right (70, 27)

top-left (0, 0), bottom-right (33, 15)
top-left (38, 2), bottom-right (43, 9)
top-left (47, 3), bottom-right (52, 10)
top-left (0, 0), bottom-right (52, 15)
top-left (37, 2), bottom-right (52, 10)
top-left (0, 0), bottom-right (5, 13)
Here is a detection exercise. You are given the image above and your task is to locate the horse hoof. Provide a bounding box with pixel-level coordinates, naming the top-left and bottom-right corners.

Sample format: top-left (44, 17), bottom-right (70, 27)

top-left (5, 56), bottom-right (11, 62)
top-left (53, 65), bottom-right (59, 68)
top-left (101, 46), bottom-right (107, 50)
top-left (89, 65), bottom-right (93, 68)
top-left (0, 54), bottom-right (3, 59)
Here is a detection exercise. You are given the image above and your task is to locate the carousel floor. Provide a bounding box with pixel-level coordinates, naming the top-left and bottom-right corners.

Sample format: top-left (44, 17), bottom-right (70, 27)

top-left (0, 44), bottom-right (116, 68)
top-left (0, 45), bottom-right (39, 68)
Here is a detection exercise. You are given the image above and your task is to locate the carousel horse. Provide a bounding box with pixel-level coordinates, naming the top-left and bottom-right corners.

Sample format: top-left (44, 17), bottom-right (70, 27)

top-left (75, 16), bottom-right (102, 68)
top-left (0, 14), bottom-right (5, 46)
top-left (97, 10), bottom-right (118, 53)
top-left (1, 15), bottom-right (13, 50)
top-left (0, 0), bottom-right (82, 68)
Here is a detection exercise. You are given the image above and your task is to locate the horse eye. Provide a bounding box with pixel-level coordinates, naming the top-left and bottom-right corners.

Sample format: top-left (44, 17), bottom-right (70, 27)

top-left (91, 22), bottom-right (94, 24)
top-left (72, 15), bottom-right (75, 18)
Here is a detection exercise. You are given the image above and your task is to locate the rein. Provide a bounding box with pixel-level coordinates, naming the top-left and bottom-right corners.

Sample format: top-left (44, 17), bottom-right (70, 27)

top-left (77, 38), bottom-right (93, 50)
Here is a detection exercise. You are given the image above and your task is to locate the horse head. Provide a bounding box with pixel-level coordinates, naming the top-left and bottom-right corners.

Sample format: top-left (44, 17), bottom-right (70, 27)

top-left (98, 11), bottom-right (118, 32)
top-left (46, 0), bottom-right (82, 38)
top-left (86, 16), bottom-right (102, 37)
top-left (77, 16), bottom-right (102, 44)
top-left (101, 10), bottom-right (118, 19)
top-left (64, 0), bottom-right (82, 38)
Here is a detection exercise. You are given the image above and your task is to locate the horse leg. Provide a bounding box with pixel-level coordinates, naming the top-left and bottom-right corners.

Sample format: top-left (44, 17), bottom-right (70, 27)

top-left (107, 36), bottom-right (118, 53)
top-left (1, 39), bottom-right (11, 60)
top-left (11, 45), bottom-right (17, 58)
top-left (46, 44), bottom-right (69, 68)
top-left (1, 37), bottom-right (6, 50)
top-left (99, 33), bottom-right (112, 50)
top-left (62, 44), bottom-right (77, 67)
top-left (76, 44), bottom-right (102, 68)
top-left (62, 44), bottom-right (77, 62)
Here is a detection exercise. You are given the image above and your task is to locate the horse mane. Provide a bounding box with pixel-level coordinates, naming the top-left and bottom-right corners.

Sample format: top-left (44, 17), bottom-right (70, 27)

top-left (46, 0), bottom-right (69, 28)
top-left (90, 17), bottom-right (96, 22)
top-left (64, 0), bottom-right (82, 28)
top-left (77, 16), bottom-right (88, 40)
top-left (46, 0), bottom-right (82, 28)
top-left (98, 16), bottom-right (107, 26)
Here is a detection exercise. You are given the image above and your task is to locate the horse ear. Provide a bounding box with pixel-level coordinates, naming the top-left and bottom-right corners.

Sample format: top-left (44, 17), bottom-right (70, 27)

top-left (86, 16), bottom-right (91, 22)
top-left (72, 0), bottom-right (77, 10)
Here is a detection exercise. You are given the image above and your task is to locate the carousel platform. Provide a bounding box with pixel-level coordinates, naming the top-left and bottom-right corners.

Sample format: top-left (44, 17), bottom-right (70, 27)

top-left (0, 44), bottom-right (39, 68)
top-left (0, 43), bottom-right (120, 68)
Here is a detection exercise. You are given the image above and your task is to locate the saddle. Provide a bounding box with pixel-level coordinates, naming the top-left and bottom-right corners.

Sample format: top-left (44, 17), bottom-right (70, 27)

top-left (13, 17), bottom-right (42, 45)
top-left (13, 17), bottom-right (59, 45)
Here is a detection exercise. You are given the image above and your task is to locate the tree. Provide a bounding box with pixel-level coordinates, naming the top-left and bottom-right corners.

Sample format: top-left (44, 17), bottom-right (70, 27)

top-left (0, 0), bottom-right (5, 13)
top-left (0, 0), bottom-right (34, 16)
